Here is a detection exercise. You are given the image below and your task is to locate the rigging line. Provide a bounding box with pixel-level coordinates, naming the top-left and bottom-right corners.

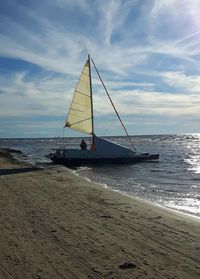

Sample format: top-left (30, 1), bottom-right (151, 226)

top-left (91, 57), bottom-right (136, 151)
top-left (67, 117), bottom-right (92, 127)
top-left (103, 119), bottom-right (114, 137)
top-left (75, 90), bottom-right (91, 97)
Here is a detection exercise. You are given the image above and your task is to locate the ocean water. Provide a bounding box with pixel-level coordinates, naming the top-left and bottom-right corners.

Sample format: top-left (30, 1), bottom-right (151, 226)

top-left (0, 134), bottom-right (200, 218)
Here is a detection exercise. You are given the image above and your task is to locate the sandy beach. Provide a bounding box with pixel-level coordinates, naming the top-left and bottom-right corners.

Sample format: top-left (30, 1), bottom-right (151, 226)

top-left (0, 149), bottom-right (200, 279)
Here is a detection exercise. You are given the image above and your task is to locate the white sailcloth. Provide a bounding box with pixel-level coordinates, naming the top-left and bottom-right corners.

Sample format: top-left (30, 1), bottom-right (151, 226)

top-left (65, 60), bottom-right (93, 134)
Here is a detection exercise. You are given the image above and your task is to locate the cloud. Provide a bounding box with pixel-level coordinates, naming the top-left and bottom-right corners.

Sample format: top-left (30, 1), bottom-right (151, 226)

top-left (161, 71), bottom-right (200, 93)
top-left (1, 0), bottom-right (199, 78)
top-left (112, 90), bottom-right (200, 117)
top-left (0, 1), bottom-right (159, 76)
top-left (0, 70), bottom-right (71, 118)
top-left (146, 0), bottom-right (200, 66)
top-left (0, 0), bottom-right (200, 136)
top-left (96, 0), bottom-right (133, 47)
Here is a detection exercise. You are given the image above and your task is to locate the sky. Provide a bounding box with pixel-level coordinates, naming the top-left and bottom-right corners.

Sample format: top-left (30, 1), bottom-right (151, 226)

top-left (0, 0), bottom-right (200, 138)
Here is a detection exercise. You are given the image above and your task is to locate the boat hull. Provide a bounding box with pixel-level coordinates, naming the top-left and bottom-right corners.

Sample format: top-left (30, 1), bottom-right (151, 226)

top-left (49, 153), bottom-right (159, 167)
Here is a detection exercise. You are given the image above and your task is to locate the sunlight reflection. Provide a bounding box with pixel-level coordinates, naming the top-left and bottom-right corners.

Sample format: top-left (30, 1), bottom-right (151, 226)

top-left (184, 133), bottom-right (200, 174)
top-left (164, 198), bottom-right (200, 216)
top-left (185, 156), bottom-right (200, 174)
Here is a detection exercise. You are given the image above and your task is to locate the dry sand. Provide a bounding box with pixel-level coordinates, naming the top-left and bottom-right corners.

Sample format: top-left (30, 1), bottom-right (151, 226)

top-left (0, 148), bottom-right (200, 279)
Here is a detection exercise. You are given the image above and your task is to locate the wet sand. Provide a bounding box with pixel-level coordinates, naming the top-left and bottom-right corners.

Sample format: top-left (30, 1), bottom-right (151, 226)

top-left (0, 148), bottom-right (200, 279)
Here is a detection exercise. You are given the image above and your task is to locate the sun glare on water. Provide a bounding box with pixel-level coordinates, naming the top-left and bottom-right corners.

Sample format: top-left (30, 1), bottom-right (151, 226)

top-left (184, 133), bottom-right (200, 174)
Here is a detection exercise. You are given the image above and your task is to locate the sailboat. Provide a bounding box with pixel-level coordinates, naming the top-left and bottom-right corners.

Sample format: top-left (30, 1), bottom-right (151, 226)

top-left (49, 55), bottom-right (159, 167)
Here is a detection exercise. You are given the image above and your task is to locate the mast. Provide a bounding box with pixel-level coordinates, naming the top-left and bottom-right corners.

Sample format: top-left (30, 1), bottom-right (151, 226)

top-left (88, 54), bottom-right (94, 135)
top-left (91, 57), bottom-right (135, 151)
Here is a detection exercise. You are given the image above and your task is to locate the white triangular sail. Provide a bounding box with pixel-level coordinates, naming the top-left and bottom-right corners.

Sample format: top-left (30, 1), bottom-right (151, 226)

top-left (65, 60), bottom-right (93, 134)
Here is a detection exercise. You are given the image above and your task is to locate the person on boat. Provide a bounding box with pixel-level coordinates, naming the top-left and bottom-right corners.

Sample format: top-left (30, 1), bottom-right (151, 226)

top-left (80, 139), bottom-right (87, 150)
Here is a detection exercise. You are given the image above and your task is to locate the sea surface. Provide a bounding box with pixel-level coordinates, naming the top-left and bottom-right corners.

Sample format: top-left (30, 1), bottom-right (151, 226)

top-left (0, 134), bottom-right (200, 218)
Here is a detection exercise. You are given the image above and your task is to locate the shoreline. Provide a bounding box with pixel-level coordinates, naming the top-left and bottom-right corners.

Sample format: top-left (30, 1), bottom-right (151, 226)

top-left (0, 148), bottom-right (200, 278)
top-left (4, 145), bottom-right (200, 220)
top-left (6, 147), bottom-right (200, 222)
top-left (73, 168), bottom-right (200, 222)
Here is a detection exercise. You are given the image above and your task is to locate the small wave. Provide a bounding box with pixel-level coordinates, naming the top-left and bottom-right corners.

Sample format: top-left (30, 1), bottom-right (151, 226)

top-left (164, 189), bottom-right (178, 193)
top-left (163, 201), bottom-right (200, 217)
top-left (76, 166), bottom-right (92, 171)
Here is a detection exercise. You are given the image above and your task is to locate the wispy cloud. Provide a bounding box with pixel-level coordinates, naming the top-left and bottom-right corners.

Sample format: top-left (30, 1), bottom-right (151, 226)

top-left (0, 0), bottom-right (200, 136)
top-left (97, 0), bottom-right (133, 47)
top-left (161, 71), bottom-right (200, 93)
top-left (0, 70), bottom-right (71, 118)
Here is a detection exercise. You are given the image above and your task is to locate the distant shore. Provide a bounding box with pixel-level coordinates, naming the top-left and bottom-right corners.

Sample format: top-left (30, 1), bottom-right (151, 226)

top-left (0, 148), bottom-right (200, 279)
